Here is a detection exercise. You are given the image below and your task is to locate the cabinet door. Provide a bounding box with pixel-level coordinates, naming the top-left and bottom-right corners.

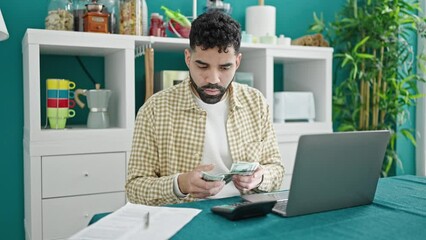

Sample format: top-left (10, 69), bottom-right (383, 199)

top-left (42, 192), bottom-right (125, 240)
top-left (42, 152), bottom-right (126, 198)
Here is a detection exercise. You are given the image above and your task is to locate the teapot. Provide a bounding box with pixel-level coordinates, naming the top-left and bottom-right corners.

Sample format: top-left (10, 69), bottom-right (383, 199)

top-left (75, 84), bottom-right (112, 128)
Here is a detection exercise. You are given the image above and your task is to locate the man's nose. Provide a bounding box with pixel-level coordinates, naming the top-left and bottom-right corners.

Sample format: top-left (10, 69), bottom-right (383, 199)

top-left (205, 70), bottom-right (220, 84)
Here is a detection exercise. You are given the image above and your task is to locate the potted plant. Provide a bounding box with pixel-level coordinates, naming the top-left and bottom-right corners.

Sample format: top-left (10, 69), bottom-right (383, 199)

top-left (310, 0), bottom-right (426, 176)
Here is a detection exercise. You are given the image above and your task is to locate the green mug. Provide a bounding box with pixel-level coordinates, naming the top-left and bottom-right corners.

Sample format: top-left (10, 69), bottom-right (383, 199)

top-left (47, 108), bottom-right (76, 129)
top-left (47, 108), bottom-right (76, 118)
top-left (48, 118), bottom-right (67, 129)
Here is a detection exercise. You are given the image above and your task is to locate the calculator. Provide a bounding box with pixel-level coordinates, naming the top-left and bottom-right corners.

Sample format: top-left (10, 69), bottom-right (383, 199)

top-left (211, 200), bottom-right (277, 220)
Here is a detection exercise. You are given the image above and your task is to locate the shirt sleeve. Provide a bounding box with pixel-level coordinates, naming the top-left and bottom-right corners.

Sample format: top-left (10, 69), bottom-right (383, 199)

top-left (125, 100), bottom-right (184, 206)
top-left (254, 93), bottom-right (285, 192)
top-left (173, 174), bottom-right (189, 198)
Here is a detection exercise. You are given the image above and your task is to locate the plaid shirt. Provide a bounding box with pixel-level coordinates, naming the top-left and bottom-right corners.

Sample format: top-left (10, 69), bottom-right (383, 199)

top-left (126, 79), bottom-right (284, 206)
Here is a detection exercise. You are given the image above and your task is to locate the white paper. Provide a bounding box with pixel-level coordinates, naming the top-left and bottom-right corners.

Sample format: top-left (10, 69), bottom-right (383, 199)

top-left (69, 202), bottom-right (202, 240)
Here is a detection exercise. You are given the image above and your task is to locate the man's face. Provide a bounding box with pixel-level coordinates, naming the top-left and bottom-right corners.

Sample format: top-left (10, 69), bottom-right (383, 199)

top-left (184, 46), bottom-right (242, 104)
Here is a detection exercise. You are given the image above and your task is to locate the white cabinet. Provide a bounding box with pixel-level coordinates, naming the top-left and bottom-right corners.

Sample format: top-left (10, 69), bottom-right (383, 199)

top-left (41, 153), bottom-right (126, 198)
top-left (23, 29), bottom-right (135, 240)
top-left (23, 29), bottom-right (332, 239)
top-left (42, 192), bottom-right (125, 240)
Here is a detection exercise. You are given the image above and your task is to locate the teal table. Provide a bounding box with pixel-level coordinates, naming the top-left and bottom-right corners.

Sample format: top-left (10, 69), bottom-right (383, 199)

top-left (91, 175), bottom-right (426, 239)
top-left (171, 175), bottom-right (426, 240)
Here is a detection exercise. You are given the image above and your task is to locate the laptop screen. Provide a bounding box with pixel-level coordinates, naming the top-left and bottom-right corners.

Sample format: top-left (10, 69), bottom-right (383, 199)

top-left (242, 130), bottom-right (390, 217)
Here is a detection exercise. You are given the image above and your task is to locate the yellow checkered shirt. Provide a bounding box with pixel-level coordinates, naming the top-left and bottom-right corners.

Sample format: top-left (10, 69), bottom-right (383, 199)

top-left (126, 79), bottom-right (284, 206)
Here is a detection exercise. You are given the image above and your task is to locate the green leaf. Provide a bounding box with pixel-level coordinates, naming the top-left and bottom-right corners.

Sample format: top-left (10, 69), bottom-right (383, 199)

top-left (161, 6), bottom-right (191, 27)
top-left (353, 36), bottom-right (370, 53)
top-left (400, 129), bottom-right (417, 146)
top-left (338, 124), bottom-right (356, 131)
top-left (355, 53), bottom-right (375, 59)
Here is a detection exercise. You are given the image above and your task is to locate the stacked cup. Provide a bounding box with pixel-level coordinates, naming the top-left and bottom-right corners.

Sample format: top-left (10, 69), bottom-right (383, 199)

top-left (46, 79), bottom-right (77, 129)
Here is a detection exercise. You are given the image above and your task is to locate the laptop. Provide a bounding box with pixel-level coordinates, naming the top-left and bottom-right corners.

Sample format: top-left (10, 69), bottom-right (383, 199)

top-left (242, 130), bottom-right (390, 217)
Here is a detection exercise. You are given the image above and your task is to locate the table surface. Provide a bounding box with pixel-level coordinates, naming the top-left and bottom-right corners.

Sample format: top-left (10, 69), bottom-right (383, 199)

top-left (170, 175), bottom-right (426, 240)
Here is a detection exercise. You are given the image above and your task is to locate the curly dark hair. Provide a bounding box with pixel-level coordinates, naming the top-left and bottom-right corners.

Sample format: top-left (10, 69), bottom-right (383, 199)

top-left (189, 11), bottom-right (241, 54)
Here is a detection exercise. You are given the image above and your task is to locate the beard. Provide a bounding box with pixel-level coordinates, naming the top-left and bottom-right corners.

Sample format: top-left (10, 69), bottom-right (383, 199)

top-left (189, 73), bottom-right (234, 104)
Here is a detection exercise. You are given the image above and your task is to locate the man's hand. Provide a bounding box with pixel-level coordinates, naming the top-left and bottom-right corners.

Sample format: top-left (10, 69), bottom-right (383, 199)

top-left (233, 166), bottom-right (264, 192)
top-left (178, 164), bottom-right (225, 198)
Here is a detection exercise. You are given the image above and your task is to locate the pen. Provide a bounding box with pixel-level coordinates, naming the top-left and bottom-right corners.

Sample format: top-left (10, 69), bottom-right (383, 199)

top-left (144, 212), bottom-right (150, 229)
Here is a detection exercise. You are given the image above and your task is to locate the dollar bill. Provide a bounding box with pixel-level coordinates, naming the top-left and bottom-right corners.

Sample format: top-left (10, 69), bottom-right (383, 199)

top-left (201, 172), bottom-right (225, 182)
top-left (229, 162), bottom-right (259, 175)
top-left (223, 174), bottom-right (233, 184)
top-left (201, 162), bottom-right (260, 182)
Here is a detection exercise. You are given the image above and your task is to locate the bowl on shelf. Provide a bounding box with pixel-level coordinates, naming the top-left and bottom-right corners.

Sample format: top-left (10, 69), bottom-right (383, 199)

top-left (167, 19), bottom-right (191, 38)
top-left (85, 3), bottom-right (104, 12)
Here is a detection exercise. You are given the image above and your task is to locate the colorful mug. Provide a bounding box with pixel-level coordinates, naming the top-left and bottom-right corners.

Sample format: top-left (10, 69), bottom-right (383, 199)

top-left (47, 99), bottom-right (76, 108)
top-left (47, 108), bottom-right (76, 129)
top-left (47, 108), bottom-right (76, 118)
top-left (48, 118), bottom-right (68, 129)
top-left (46, 79), bottom-right (76, 90)
top-left (47, 89), bottom-right (75, 99)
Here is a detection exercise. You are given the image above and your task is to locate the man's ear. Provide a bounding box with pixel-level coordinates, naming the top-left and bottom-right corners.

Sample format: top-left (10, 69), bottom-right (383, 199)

top-left (184, 48), bottom-right (191, 68)
top-left (235, 52), bottom-right (242, 70)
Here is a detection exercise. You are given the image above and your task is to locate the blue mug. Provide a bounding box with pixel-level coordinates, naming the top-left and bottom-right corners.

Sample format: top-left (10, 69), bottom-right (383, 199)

top-left (47, 89), bottom-right (74, 99)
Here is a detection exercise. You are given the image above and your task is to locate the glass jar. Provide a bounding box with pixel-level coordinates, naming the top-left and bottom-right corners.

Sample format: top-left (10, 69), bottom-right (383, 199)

top-left (149, 13), bottom-right (165, 37)
top-left (142, 0), bottom-right (148, 36)
top-left (45, 0), bottom-right (74, 31)
top-left (119, 0), bottom-right (145, 35)
top-left (99, 0), bottom-right (119, 33)
top-left (72, 0), bottom-right (90, 31)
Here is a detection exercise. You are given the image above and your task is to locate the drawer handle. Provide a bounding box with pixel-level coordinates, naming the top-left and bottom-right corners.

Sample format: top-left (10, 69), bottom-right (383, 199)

top-left (83, 172), bottom-right (89, 177)
top-left (84, 214), bottom-right (89, 218)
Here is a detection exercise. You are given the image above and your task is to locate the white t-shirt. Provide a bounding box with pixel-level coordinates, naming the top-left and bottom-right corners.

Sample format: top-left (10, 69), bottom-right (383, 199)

top-left (194, 93), bottom-right (240, 198)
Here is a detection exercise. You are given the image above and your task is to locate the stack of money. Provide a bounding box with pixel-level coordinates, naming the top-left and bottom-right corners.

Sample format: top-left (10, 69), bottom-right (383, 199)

top-left (229, 162), bottom-right (259, 175)
top-left (202, 162), bottom-right (259, 183)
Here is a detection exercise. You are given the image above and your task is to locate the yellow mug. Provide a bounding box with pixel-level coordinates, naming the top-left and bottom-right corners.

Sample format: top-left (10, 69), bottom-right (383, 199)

top-left (46, 79), bottom-right (76, 90)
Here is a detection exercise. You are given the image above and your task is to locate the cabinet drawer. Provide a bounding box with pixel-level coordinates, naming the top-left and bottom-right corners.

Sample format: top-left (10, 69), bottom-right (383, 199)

top-left (42, 152), bottom-right (126, 198)
top-left (42, 192), bottom-right (125, 240)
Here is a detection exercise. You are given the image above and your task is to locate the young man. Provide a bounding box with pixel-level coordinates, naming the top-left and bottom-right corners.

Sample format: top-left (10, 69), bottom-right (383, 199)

top-left (126, 11), bottom-right (284, 206)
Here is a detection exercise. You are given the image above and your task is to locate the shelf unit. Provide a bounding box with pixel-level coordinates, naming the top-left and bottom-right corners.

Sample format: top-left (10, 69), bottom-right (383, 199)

top-left (238, 45), bottom-right (333, 189)
top-left (22, 29), bottom-right (135, 240)
top-left (23, 29), bottom-right (332, 240)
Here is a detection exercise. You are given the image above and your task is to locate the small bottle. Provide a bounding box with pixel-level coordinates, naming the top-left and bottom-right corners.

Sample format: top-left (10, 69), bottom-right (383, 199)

top-left (119, 0), bottom-right (143, 35)
top-left (45, 0), bottom-right (74, 31)
top-left (149, 13), bottom-right (164, 37)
